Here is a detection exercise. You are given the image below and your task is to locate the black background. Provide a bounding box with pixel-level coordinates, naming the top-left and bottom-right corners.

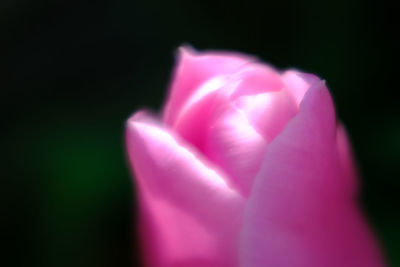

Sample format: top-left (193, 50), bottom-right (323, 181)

top-left (3, 0), bottom-right (399, 266)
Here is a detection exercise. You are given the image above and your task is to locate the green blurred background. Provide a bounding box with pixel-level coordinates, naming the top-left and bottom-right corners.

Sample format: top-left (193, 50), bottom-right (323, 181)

top-left (2, 0), bottom-right (398, 266)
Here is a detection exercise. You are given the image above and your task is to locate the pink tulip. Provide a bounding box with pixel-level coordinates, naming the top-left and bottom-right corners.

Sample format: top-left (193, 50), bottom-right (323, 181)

top-left (126, 46), bottom-right (384, 267)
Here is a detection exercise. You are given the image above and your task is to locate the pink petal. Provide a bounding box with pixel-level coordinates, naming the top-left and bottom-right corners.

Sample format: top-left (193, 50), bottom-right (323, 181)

top-left (163, 46), bottom-right (255, 126)
top-left (168, 60), bottom-right (288, 155)
top-left (336, 123), bottom-right (359, 196)
top-left (235, 87), bottom-right (298, 143)
top-left (126, 111), bottom-right (245, 267)
top-left (229, 63), bottom-right (285, 98)
top-left (281, 70), bottom-right (321, 106)
top-left (204, 105), bottom-right (268, 197)
top-left (168, 74), bottom-right (235, 150)
top-left (240, 83), bottom-right (384, 267)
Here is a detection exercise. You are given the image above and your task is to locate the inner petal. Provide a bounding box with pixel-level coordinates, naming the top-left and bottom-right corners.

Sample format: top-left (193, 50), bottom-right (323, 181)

top-left (281, 70), bottom-right (321, 106)
top-left (171, 63), bottom-right (289, 154)
top-left (204, 106), bottom-right (268, 197)
top-left (235, 88), bottom-right (298, 144)
top-left (230, 63), bottom-right (285, 98)
top-left (163, 46), bottom-right (256, 126)
top-left (171, 75), bottom-right (237, 151)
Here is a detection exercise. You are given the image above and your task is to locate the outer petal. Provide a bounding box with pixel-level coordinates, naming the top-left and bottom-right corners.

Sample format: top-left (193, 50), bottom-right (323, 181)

top-left (336, 123), bottom-right (359, 196)
top-left (240, 83), bottom-right (384, 267)
top-left (126, 111), bottom-right (245, 267)
top-left (163, 46), bottom-right (255, 126)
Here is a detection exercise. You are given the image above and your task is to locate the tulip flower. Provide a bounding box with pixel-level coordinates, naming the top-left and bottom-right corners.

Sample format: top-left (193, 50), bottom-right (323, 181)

top-left (126, 46), bottom-right (384, 267)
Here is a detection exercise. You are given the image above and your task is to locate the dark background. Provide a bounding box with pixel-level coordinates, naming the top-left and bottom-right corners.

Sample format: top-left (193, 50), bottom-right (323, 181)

top-left (2, 0), bottom-right (399, 266)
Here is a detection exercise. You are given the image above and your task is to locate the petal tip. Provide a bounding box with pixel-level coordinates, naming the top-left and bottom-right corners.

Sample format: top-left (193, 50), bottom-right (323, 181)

top-left (127, 110), bottom-right (149, 126)
top-left (176, 44), bottom-right (197, 60)
top-left (126, 110), bottom-right (161, 137)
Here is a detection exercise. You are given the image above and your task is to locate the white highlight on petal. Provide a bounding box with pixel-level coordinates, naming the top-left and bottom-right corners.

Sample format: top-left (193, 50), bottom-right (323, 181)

top-left (177, 76), bottom-right (233, 118)
top-left (236, 93), bottom-right (273, 119)
top-left (224, 107), bottom-right (265, 145)
top-left (235, 93), bottom-right (274, 138)
top-left (190, 76), bottom-right (227, 103)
